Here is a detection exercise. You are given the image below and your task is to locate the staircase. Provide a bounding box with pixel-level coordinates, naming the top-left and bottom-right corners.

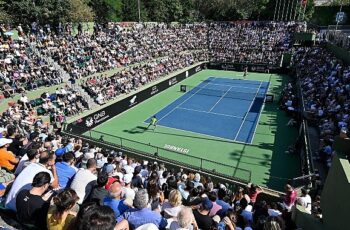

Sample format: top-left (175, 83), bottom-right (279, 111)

top-left (28, 40), bottom-right (98, 110)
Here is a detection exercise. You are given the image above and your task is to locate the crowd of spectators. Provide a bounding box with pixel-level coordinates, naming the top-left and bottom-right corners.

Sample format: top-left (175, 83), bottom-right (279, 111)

top-left (293, 46), bottom-right (350, 168)
top-left (0, 36), bottom-right (63, 98)
top-left (81, 51), bottom-right (208, 104)
top-left (34, 23), bottom-right (208, 79)
top-left (0, 119), bottom-right (313, 229)
top-left (208, 21), bottom-right (306, 65)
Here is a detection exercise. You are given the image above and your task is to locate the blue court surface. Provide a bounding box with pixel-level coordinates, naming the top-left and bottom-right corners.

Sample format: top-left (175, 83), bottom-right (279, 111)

top-left (146, 77), bottom-right (270, 144)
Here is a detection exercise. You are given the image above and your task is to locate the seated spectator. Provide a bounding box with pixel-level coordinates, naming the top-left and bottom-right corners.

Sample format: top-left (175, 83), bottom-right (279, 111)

top-left (70, 158), bottom-right (97, 204)
top-left (117, 189), bottom-right (168, 229)
top-left (208, 191), bottom-right (222, 217)
top-left (193, 197), bottom-right (216, 230)
top-left (16, 172), bottom-right (52, 227)
top-left (5, 150), bottom-right (58, 211)
top-left (47, 188), bottom-right (79, 229)
top-left (87, 171), bottom-right (109, 206)
top-left (14, 148), bottom-right (39, 176)
top-left (77, 204), bottom-right (129, 230)
top-left (162, 189), bottom-right (183, 220)
top-left (170, 206), bottom-right (198, 230)
top-left (104, 181), bottom-right (130, 219)
top-left (55, 152), bottom-right (76, 188)
top-left (0, 166), bottom-right (14, 197)
top-left (0, 138), bottom-right (19, 171)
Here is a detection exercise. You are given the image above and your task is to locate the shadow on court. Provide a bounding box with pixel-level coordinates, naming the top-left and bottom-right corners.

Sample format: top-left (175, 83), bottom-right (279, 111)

top-left (123, 126), bottom-right (149, 134)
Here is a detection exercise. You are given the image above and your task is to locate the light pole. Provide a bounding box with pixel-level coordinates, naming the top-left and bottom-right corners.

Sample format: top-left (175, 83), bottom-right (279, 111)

top-left (335, 0), bottom-right (343, 31)
top-left (138, 0), bottom-right (141, 22)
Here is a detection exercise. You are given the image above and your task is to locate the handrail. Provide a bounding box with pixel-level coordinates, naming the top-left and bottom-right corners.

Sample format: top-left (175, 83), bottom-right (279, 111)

top-left (62, 129), bottom-right (286, 197)
top-left (66, 124), bottom-right (252, 183)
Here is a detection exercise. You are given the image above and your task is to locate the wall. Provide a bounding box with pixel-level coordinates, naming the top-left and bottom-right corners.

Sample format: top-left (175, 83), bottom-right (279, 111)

top-left (326, 43), bottom-right (350, 65)
top-left (321, 152), bottom-right (350, 230)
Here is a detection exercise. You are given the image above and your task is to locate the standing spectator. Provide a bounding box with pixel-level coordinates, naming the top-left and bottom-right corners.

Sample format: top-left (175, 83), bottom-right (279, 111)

top-left (248, 184), bottom-right (263, 204)
top-left (297, 188), bottom-right (312, 214)
top-left (70, 158), bottom-right (97, 204)
top-left (283, 184), bottom-right (297, 211)
top-left (16, 172), bottom-right (53, 227)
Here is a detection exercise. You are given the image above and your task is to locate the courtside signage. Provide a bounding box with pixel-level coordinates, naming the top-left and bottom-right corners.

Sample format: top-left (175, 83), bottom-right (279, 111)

top-left (69, 64), bottom-right (206, 134)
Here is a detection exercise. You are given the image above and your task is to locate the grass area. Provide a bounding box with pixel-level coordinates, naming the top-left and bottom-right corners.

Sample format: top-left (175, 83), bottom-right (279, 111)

top-left (88, 69), bottom-right (301, 191)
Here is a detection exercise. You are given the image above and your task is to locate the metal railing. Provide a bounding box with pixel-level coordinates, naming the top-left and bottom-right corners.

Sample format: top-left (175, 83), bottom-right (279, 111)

top-left (65, 124), bottom-right (252, 183)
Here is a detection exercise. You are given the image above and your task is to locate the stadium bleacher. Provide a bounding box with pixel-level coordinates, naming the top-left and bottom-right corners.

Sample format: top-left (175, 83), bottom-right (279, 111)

top-left (0, 20), bottom-right (348, 230)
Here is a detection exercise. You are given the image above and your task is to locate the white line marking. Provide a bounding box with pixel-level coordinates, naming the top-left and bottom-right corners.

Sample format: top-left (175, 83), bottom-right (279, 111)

top-left (152, 123), bottom-right (248, 144)
top-left (206, 82), bottom-right (261, 90)
top-left (249, 80), bottom-right (271, 144)
top-left (157, 79), bottom-right (214, 123)
top-left (208, 85), bottom-right (234, 112)
top-left (177, 107), bottom-right (244, 119)
top-left (234, 81), bottom-right (263, 141)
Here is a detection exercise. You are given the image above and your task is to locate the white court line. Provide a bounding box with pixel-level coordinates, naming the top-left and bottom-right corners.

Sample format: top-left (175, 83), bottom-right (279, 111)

top-left (157, 79), bottom-right (214, 123)
top-left (234, 81), bottom-right (263, 141)
top-left (208, 85), bottom-right (234, 112)
top-left (206, 82), bottom-right (260, 90)
top-left (152, 123), bottom-right (248, 145)
top-left (249, 80), bottom-right (271, 144)
top-left (177, 107), bottom-right (243, 119)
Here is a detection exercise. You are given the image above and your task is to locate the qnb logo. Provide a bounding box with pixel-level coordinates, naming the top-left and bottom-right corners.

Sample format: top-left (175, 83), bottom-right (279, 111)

top-left (129, 95), bottom-right (137, 106)
top-left (151, 86), bottom-right (159, 95)
top-left (85, 117), bottom-right (94, 127)
top-left (195, 66), bottom-right (201, 72)
top-left (93, 111), bottom-right (106, 120)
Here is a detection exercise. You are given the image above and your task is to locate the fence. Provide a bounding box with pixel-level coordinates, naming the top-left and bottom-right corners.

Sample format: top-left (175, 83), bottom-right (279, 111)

top-left (295, 78), bottom-right (315, 188)
top-left (64, 124), bottom-right (252, 183)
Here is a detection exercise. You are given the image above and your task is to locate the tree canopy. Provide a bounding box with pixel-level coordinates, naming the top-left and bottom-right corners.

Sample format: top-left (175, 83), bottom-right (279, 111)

top-left (0, 0), bottom-right (318, 25)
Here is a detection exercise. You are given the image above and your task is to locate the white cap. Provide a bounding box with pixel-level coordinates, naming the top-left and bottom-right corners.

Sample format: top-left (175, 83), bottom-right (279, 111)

top-left (123, 173), bottom-right (133, 184)
top-left (0, 138), bottom-right (12, 147)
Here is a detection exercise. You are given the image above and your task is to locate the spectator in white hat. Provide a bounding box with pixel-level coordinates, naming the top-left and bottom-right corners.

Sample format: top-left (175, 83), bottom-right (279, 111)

top-left (0, 138), bottom-right (18, 171)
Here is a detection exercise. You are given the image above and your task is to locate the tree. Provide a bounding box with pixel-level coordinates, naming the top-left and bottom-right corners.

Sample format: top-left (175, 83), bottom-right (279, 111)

top-left (0, 0), bottom-right (11, 23)
top-left (165, 0), bottom-right (183, 22)
top-left (121, 0), bottom-right (147, 21)
top-left (68, 0), bottom-right (95, 23)
top-left (144, 0), bottom-right (168, 22)
top-left (180, 0), bottom-right (199, 22)
top-left (91, 0), bottom-right (122, 22)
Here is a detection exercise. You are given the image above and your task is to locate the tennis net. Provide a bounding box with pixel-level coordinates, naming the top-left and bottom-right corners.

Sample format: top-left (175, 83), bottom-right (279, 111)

top-left (180, 85), bottom-right (265, 101)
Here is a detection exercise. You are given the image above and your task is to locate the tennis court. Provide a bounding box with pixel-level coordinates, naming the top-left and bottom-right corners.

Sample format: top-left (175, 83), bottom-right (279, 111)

top-left (146, 77), bottom-right (269, 143)
top-left (90, 70), bottom-right (301, 191)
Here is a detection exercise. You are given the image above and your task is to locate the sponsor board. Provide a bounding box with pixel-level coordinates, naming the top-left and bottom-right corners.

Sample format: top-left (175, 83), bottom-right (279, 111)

top-left (150, 85), bottom-right (159, 95)
top-left (85, 110), bottom-right (110, 127)
top-left (69, 64), bottom-right (205, 134)
top-left (168, 77), bottom-right (178, 86)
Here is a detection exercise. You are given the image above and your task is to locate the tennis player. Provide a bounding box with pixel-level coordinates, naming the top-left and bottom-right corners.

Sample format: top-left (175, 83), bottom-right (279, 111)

top-left (243, 66), bottom-right (248, 79)
top-left (148, 115), bottom-right (158, 130)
